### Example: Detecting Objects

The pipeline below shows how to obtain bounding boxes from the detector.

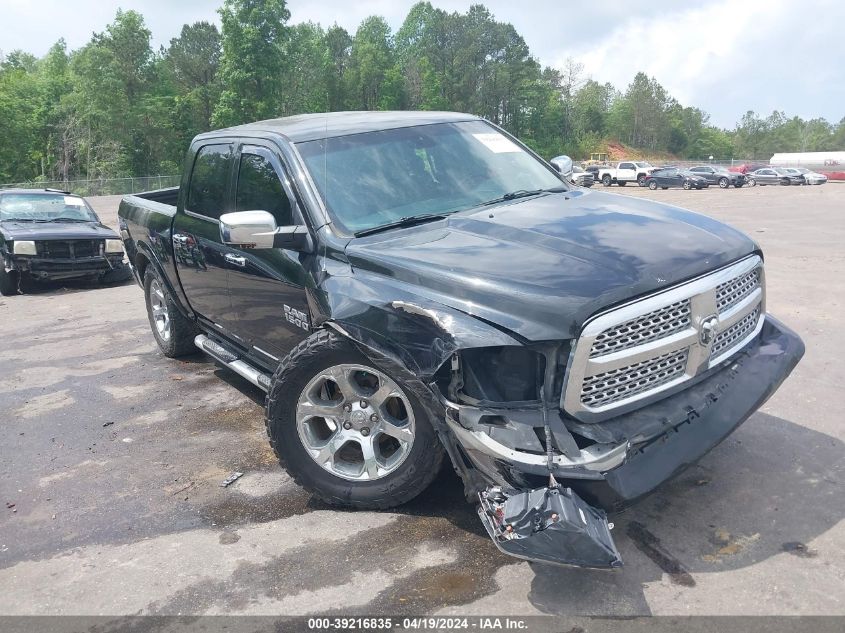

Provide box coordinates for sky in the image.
[1,0,841,129]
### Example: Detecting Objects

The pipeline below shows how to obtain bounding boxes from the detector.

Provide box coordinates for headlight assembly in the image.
[105,239,124,254]
[458,346,546,403]
[13,240,37,255]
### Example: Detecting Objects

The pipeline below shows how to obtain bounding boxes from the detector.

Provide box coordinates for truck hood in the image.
[0,221,118,241]
[345,189,758,341]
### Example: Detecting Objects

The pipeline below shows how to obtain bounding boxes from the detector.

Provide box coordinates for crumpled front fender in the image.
[316,266,523,379]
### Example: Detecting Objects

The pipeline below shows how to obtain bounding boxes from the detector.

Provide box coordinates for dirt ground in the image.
[0,183,843,617]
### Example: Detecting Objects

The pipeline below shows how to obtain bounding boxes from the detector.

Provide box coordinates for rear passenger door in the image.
[617,162,636,181]
[226,144,312,363]
[172,142,241,329]
[691,167,714,184]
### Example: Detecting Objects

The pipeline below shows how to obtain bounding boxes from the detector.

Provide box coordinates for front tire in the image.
[683,181,692,190]
[143,267,197,357]
[719,177,729,188]
[747,177,756,187]
[266,330,444,509]
[0,266,18,296]
[648,180,658,190]
[637,174,647,186]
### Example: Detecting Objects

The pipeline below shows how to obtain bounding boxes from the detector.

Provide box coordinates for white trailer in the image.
[770,152,845,181]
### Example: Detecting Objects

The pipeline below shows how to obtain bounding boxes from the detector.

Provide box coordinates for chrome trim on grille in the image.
[563,256,765,421]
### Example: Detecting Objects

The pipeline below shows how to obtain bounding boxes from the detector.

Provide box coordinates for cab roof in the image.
[206,111,482,143]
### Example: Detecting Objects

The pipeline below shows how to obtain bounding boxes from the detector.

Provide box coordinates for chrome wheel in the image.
[296,364,416,481]
[149,278,171,341]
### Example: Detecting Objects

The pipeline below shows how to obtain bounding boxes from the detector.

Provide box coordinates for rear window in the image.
[187,144,233,219]
[0,193,98,222]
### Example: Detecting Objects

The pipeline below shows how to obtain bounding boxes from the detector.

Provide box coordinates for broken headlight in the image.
[105,239,124,254]
[13,240,37,255]
[456,346,545,404]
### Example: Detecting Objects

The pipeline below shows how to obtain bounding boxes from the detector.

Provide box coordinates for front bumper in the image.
[447,315,803,566]
[7,254,126,280]
[447,315,803,502]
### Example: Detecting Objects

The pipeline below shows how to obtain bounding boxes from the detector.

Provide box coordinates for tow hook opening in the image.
[478,485,623,569]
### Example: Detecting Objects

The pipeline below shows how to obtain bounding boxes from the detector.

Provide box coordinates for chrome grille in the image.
[563,256,765,421]
[590,300,691,358]
[581,349,688,408]
[711,306,761,359]
[716,269,760,313]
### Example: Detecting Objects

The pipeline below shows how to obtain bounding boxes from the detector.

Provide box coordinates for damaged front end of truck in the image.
[317,254,805,570]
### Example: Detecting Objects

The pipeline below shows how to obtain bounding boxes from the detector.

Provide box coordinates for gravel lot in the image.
[1,184,843,616]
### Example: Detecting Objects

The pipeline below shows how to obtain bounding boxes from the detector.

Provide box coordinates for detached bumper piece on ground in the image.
[478,485,622,568]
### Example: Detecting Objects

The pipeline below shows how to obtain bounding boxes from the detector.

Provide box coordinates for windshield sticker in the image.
[472,133,521,153]
[64,196,84,206]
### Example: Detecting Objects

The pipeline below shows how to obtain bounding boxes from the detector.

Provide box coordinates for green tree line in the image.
[1,0,844,184]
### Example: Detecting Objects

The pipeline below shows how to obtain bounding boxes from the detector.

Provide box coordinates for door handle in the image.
[225,254,246,267]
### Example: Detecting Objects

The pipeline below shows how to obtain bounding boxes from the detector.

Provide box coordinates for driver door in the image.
[225,144,313,363]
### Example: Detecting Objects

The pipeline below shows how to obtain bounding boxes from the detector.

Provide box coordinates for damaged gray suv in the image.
[118,112,804,569]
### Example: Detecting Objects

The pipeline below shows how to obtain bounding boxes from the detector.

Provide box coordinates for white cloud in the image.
[1,0,842,128]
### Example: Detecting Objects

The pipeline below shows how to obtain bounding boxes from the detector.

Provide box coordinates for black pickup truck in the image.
[119,111,804,569]
[0,188,129,295]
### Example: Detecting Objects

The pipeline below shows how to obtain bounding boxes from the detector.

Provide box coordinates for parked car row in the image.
[746,167,827,186]
[570,161,829,192]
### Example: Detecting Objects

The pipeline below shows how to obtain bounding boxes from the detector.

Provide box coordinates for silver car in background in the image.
[788,167,828,185]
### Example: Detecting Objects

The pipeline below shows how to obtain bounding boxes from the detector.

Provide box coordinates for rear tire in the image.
[683,181,692,190]
[602,175,612,186]
[265,330,444,509]
[648,180,658,190]
[0,266,18,296]
[143,267,197,357]
[719,177,729,188]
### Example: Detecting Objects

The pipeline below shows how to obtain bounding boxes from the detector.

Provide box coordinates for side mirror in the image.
[550,155,573,180]
[219,210,313,252]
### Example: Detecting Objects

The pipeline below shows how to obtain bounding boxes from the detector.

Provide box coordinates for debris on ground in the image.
[782,541,818,558]
[102,421,114,427]
[220,472,244,488]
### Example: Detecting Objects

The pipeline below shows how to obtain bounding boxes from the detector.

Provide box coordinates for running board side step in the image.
[194,334,272,392]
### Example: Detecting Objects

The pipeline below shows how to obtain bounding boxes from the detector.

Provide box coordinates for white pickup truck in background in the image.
[596,161,657,186]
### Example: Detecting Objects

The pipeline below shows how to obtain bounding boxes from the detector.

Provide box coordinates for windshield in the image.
[634,162,653,168]
[297,121,565,235]
[795,168,810,174]
[0,193,98,222]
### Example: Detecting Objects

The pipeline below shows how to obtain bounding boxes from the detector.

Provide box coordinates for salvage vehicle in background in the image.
[118,111,803,569]
[689,165,746,188]
[645,167,709,190]
[569,165,594,187]
[596,161,657,187]
[746,167,804,186]
[0,189,129,296]
[791,167,827,185]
